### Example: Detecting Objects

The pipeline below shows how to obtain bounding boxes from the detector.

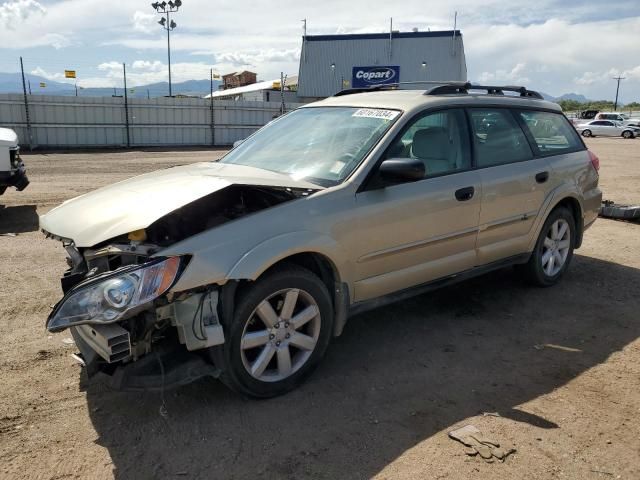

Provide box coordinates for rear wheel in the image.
[622,130,634,139]
[581,129,592,137]
[216,265,333,398]
[521,207,575,287]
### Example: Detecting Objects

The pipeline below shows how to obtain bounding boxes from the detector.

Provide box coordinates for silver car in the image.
[576,120,638,139]
[40,83,602,397]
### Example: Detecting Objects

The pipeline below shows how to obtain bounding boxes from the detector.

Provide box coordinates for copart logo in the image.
[351,66,400,88]
[355,67,397,83]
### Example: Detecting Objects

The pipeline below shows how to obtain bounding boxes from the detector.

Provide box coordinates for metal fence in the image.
[0,93,303,149]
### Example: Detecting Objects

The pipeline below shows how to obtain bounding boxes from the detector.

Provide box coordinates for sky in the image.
[1,0,639,101]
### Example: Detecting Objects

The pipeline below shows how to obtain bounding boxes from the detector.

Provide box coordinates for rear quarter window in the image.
[518,110,584,155]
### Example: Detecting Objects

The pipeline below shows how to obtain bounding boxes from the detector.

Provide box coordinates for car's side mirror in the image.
[378,158,425,183]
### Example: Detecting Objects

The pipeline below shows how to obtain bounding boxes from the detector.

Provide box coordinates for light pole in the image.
[151,1,182,97]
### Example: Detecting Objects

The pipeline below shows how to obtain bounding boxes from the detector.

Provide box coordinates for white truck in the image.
[0,128,29,196]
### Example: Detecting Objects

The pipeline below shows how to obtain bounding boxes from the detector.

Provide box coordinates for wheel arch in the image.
[226,233,352,337]
[550,196,584,248]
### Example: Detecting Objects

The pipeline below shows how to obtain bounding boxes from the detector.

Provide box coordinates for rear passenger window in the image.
[468,109,533,167]
[518,110,583,154]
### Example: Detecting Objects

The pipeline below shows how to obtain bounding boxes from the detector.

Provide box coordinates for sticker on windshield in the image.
[352,108,400,120]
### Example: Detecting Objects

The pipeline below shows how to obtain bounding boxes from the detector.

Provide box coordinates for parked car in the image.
[595,112,640,127]
[576,120,638,138]
[0,127,29,196]
[40,83,602,397]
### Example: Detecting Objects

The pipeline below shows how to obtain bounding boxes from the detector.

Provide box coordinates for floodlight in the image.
[170,20,176,29]
[151,2,159,8]
[168,1,174,7]
[175,0,182,6]
[158,17,166,26]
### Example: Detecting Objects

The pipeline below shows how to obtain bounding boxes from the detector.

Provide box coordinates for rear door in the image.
[469,107,554,265]
[352,108,481,302]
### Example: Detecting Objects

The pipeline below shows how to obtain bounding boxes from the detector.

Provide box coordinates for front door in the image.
[352,108,481,302]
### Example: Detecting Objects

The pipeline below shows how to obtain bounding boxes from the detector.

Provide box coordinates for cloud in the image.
[30,66,67,82]
[478,63,530,84]
[0,0,45,29]
[132,10,156,34]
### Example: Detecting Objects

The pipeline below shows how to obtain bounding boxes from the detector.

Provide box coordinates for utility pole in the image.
[152,1,182,97]
[613,76,625,111]
[123,63,130,147]
[210,68,215,146]
[19,57,33,150]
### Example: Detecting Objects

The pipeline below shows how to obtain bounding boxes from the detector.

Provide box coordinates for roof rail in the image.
[333,80,466,97]
[426,82,544,100]
[333,85,398,96]
[333,81,545,100]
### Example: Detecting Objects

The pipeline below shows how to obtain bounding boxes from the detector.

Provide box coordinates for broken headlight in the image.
[47,257,181,332]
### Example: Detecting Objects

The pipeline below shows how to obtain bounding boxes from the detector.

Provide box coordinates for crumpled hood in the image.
[39,162,321,247]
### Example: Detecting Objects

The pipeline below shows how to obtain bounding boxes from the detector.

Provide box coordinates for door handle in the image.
[455,186,475,201]
[535,171,549,183]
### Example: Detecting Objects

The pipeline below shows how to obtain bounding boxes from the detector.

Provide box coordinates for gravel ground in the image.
[0,139,639,479]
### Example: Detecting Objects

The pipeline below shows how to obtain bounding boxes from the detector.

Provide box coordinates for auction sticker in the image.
[352,108,400,120]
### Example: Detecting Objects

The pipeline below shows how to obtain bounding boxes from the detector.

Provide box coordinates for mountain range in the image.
[0,72,221,98]
[0,72,594,102]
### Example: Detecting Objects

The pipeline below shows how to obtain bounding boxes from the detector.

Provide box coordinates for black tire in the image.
[622,130,634,139]
[581,129,592,137]
[214,265,333,398]
[521,207,576,287]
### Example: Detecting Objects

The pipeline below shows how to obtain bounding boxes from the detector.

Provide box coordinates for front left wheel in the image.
[216,265,334,398]
[622,130,634,139]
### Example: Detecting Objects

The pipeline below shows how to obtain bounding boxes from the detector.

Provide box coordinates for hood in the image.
[39,162,321,247]
[0,128,18,148]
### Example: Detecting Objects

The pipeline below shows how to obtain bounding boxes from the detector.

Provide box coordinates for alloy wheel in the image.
[240,288,321,382]
[541,218,571,276]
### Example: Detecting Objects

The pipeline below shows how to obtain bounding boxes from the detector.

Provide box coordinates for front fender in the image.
[166,230,350,293]
[227,230,348,281]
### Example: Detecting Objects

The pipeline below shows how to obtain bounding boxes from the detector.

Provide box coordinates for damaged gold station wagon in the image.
[40,82,602,397]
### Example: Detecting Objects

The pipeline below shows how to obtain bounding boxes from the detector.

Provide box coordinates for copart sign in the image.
[352,66,400,88]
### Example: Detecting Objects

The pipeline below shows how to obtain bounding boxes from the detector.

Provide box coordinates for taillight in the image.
[588,150,600,172]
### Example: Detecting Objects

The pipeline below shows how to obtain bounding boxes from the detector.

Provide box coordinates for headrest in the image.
[412,127,450,159]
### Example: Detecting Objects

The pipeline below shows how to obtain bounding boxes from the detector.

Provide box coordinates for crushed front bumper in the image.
[0,162,29,193]
[71,324,220,391]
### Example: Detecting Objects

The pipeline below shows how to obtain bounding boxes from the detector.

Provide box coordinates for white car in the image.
[576,120,638,139]
[595,112,640,127]
[0,128,29,196]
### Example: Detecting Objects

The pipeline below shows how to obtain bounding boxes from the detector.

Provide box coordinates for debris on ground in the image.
[448,425,516,463]
[599,200,640,221]
[533,343,582,352]
[0,233,17,237]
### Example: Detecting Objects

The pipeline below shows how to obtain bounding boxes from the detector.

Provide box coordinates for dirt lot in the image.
[0,139,639,479]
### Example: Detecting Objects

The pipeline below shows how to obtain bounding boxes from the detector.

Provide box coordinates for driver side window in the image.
[384,108,471,177]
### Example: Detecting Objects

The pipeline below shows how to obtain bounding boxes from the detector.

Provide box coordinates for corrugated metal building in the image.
[297,30,466,99]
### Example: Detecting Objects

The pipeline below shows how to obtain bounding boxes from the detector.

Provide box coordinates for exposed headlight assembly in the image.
[47,257,182,332]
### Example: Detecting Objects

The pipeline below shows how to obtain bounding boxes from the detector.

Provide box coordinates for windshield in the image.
[219,107,400,186]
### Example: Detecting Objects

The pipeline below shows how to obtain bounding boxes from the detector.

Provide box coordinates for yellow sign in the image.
[342,79,350,88]
[64,70,76,78]
[39,82,46,88]
[272,81,281,89]
[212,74,220,79]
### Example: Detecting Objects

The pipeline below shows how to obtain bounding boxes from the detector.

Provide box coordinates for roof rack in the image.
[426,82,544,99]
[333,80,464,97]
[332,81,545,100]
